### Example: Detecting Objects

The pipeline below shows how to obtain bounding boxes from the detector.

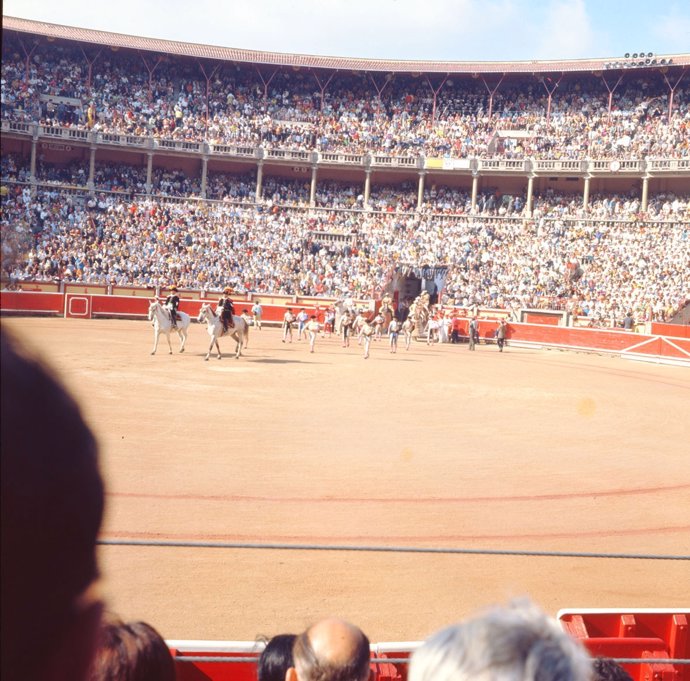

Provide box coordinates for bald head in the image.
[290,618,370,681]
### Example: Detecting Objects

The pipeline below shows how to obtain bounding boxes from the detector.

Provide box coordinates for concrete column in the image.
[88,146,96,192]
[364,169,371,207]
[310,165,317,207]
[146,153,153,195]
[526,175,534,216]
[255,161,264,202]
[417,171,426,210]
[641,176,649,212]
[583,176,591,209]
[30,137,37,183]
[471,173,479,211]
[201,156,208,198]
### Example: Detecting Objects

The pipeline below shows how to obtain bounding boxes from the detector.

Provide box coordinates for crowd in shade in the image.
[1,177,687,326]
[2,37,689,159]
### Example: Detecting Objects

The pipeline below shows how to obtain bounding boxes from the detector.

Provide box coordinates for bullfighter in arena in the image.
[165,285,180,328]
[218,287,235,332]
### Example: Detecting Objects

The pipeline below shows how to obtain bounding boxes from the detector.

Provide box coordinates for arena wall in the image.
[2,290,688,366]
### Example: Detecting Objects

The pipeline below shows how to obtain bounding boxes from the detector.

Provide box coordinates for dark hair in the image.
[1,329,104,680]
[88,617,176,681]
[258,633,297,681]
[592,657,634,681]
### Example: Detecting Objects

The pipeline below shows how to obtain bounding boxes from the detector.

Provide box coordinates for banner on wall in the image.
[424,158,472,170]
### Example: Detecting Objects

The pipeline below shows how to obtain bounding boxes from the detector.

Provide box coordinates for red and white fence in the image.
[1,290,688,367]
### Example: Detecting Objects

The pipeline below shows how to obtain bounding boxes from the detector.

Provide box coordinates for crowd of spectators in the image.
[2,181,687,326]
[2,35,688,327]
[3,36,689,159]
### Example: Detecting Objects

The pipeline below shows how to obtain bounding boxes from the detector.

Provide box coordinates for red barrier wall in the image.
[64,283,109,295]
[0,291,64,314]
[651,322,690,339]
[523,312,561,325]
[168,611,690,681]
[2,292,688,366]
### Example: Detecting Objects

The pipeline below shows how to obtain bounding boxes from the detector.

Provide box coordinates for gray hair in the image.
[408,600,591,681]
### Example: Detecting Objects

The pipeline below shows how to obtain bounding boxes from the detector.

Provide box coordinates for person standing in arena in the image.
[361,319,374,359]
[218,287,235,332]
[164,285,180,328]
[282,308,295,343]
[389,316,400,353]
[296,308,309,341]
[325,307,336,337]
[496,319,507,352]
[340,310,353,347]
[252,300,263,330]
[306,315,320,353]
[469,316,479,350]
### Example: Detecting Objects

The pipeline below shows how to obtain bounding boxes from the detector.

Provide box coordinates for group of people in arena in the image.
[2,326,638,681]
[2,35,689,160]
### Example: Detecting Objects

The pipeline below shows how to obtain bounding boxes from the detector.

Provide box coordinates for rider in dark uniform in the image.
[165,285,180,328]
[218,287,235,332]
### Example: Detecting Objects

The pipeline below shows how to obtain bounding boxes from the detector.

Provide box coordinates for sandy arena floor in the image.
[3,316,689,643]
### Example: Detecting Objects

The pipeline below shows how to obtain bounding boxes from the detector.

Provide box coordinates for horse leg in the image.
[179,327,186,353]
[151,328,159,355]
[234,332,242,359]
[165,331,173,354]
[215,338,222,359]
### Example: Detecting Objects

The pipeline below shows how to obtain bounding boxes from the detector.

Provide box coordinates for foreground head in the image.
[592,657,633,681]
[258,633,297,681]
[87,616,175,681]
[408,600,591,681]
[1,328,105,681]
[289,618,371,681]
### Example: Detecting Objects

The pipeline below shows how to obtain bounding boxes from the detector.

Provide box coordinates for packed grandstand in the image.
[2,14,690,681]
[1,16,688,329]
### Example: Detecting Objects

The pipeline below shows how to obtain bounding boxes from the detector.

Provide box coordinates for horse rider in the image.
[165,285,180,328]
[218,287,235,332]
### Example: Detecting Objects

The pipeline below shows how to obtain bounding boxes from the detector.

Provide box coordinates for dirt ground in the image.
[3,316,689,644]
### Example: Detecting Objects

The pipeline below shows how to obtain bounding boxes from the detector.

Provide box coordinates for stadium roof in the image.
[3,15,690,75]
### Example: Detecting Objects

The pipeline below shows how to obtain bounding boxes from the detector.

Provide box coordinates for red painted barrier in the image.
[651,322,690,339]
[91,295,152,317]
[0,291,64,314]
[169,611,690,681]
[64,283,108,295]
[170,646,408,681]
[523,311,561,325]
[558,610,690,681]
[2,292,689,366]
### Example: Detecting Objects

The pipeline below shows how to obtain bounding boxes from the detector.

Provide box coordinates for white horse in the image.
[333,298,351,336]
[148,299,190,355]
[197,303,248,360]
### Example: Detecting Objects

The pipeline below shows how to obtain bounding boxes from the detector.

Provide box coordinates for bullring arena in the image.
[2,10,690,680]
[3,314,689,644]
